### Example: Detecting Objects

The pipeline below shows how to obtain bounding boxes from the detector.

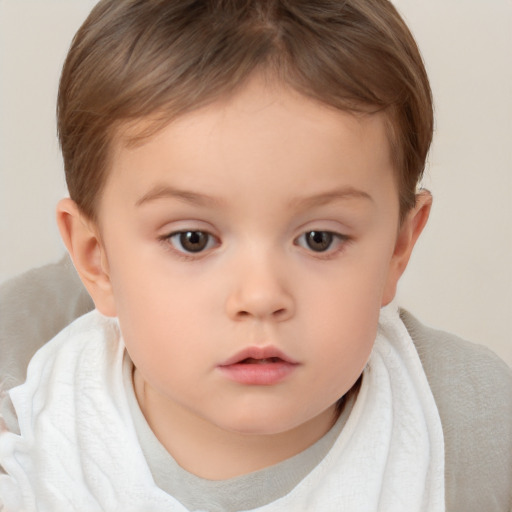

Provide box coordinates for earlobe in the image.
[56,198,117,316]
[381,190,432,306]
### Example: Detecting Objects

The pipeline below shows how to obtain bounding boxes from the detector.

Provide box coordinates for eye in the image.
[295,231,345,253]
[167,231,216,253]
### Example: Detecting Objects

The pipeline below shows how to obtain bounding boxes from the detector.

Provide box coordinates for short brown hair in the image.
[58,0,433,221]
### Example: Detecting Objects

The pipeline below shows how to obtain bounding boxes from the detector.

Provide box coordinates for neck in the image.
[133,370,338,480]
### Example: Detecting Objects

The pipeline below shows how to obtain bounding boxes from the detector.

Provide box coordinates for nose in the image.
[225,251,295,322]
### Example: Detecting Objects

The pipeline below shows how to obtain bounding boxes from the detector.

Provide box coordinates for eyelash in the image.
[159,230,219,261]
[294,231,349,258]
[159,229,350,260]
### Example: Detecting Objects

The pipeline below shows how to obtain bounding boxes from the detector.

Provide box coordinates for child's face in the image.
[93,78,404,437]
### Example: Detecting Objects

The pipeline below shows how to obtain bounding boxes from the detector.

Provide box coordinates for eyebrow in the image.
[289,187,374,209]
[135,185,222,208]
[136,184,373,209]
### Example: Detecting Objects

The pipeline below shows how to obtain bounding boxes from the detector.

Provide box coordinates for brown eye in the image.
[304,231,334,252]
[170,231,213,253]
[295,230,348,254]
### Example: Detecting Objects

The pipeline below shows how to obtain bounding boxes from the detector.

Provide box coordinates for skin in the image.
[57,76,431,480]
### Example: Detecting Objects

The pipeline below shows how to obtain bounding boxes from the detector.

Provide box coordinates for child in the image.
[0,0,511,510]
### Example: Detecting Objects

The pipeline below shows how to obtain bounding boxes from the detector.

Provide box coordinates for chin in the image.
[213,405,330,438]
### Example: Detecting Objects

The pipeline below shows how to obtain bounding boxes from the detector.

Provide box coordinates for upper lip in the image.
[219,346,299,366]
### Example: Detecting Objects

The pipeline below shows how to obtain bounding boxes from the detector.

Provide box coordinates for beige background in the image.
[0,0,511,366]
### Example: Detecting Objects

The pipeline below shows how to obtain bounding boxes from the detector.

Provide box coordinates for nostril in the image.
[235,308,287,319]
[227,291,294,321]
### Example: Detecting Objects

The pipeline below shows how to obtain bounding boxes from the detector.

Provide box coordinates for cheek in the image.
[114,278,210,350]
[298,253,390,375]
[104,253,215,374]
[308,291,379,367]
[118,299,208,398]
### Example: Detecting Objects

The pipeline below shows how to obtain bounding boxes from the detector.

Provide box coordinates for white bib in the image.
[0,306,444,511]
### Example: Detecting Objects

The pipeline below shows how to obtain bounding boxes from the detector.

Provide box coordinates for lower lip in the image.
[217,361,298,386]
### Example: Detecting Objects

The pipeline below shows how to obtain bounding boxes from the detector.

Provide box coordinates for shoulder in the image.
[0,256,94,390]
[401,309,512,512]
[0,258,94,449]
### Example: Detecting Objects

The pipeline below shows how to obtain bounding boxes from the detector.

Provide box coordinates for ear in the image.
[381,190,432,306]
[56,198,117,317]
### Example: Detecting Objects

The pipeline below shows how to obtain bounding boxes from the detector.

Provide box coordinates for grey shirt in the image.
[1,257,511,511]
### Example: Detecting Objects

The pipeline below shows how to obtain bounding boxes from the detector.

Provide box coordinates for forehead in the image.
[117,74,392,148]
[103,77,396,215]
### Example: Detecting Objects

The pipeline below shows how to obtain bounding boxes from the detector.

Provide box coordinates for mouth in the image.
[219,346,298,367]
[238,357,284,364]
[218,347,299,386]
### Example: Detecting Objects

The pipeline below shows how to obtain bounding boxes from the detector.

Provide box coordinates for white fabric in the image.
[0,306,445,511]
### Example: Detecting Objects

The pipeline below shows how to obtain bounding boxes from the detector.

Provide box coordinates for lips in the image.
[239,357,282,364]
[220,346,297,366]
[218,347,299,386]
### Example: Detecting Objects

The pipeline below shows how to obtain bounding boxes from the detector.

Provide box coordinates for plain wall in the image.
[0,0,511,366]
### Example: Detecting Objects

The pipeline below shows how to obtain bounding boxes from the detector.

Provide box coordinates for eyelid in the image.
[294,230,350,257]
[160,229,220,259]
